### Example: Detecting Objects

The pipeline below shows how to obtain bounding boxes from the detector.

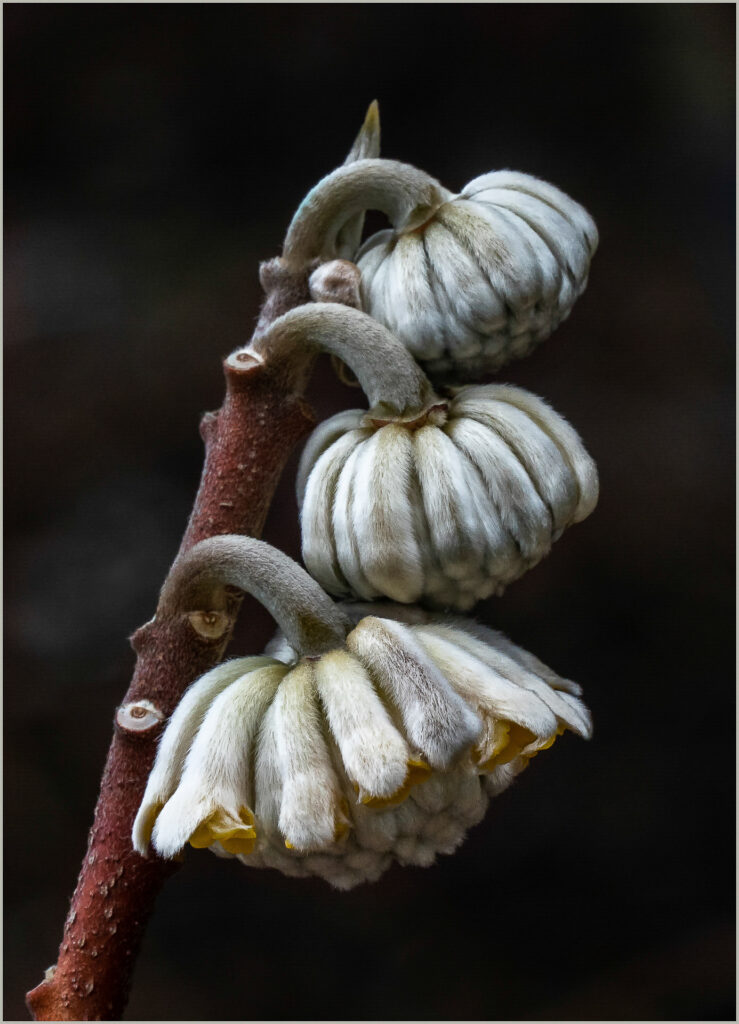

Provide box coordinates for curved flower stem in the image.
[230,302,441,421]
[25,277,317,1022]
[282,157,450,263]
[159,535,350,656]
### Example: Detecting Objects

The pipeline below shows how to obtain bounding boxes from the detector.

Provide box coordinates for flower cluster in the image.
[298,381,597,610]
[357,170,598,382]
[134,104,598,888]
[134,545,591,890]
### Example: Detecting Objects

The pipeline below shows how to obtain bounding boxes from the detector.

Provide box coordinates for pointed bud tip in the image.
[345,101,381,166]
[364,99,380,132]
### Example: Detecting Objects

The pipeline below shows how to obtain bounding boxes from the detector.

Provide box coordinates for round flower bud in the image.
[298,383,598,611]
[133,604,591,890]
[357,170,598,382]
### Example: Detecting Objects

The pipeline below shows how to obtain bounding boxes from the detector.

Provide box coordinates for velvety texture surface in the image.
[5,5,734,1020]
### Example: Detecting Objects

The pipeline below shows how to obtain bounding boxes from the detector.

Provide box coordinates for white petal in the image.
[296,408,367,508]
[447,618,583,696]
[414,424,514,585]
[378,234,448,360]
[347,616,482,768]
[253,698,283,841]
[421,217,488,358]
[470,187,591,287]
[332,441,376,599]
[420,622,591,739]
[463,170,598,256]
[301,425,369,596]
[452,388,579,533]
[483,384,599,522]
[351,425,425,603]
[445,415,551,567]
[441,199,545,312]
[413,627,559,739]
[314,649,409,799]
[272,661,346,851]
[151,663,287,858]
[132,655,277,855]
[356,229,394,295]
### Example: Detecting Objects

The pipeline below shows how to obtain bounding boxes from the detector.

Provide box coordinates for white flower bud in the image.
[299,383,598,611]
[133,608,590,890]
[357,170,598,381]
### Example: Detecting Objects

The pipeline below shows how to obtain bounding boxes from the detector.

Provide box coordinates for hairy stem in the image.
[231,302,440,419]
[283,158,449,263]
[159,535,350,656]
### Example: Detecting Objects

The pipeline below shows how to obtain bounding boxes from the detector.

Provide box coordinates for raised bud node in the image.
[258,257,291,292]
[187,610,231,640]
[116,700,164,734]
[308,260,362,308]
[225,348,264,374]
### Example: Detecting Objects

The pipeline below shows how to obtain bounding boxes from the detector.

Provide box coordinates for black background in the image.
[5,4,735,1021]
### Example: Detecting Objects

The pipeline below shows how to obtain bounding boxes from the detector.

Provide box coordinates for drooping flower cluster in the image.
[298,380,597,610]
[357,170,598,382]
[134,538,591,889]
[134,104,598,888]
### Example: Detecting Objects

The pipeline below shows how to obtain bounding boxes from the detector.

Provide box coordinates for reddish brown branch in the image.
[26,268,315,1021]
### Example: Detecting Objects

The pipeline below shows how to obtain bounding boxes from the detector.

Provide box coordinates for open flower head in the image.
[134,589,591,890]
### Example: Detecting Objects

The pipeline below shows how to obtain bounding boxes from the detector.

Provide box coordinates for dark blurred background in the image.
[5,5,735,1021]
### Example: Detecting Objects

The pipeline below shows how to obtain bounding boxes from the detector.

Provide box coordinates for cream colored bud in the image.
[298,383,598,611]
[133,608,590,889]
[357,170,598,381]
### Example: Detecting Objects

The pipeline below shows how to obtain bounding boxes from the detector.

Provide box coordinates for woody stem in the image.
[24,265,317,1023]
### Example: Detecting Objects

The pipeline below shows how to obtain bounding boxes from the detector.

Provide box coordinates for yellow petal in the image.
[334,797,352,840]
[188,806,257,856]
[472,719,511,771]
[360,758,432,809]
[475,722,539,771]
[525,724,567,760]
